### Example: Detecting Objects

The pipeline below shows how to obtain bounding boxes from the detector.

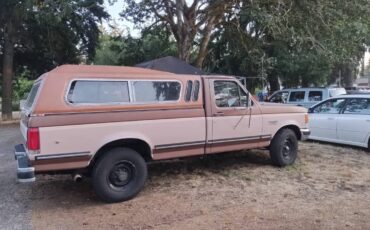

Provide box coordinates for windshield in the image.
[24,82,41,110]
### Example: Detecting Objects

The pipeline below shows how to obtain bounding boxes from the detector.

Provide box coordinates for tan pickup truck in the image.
[15,65,310,202]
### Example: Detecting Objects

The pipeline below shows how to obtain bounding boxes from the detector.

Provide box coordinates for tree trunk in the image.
[2,20,15,121]
[329,64,340,85]
[268,75,280,93]
[195,17,216,69]
[177,37,192,62]
[301,77,309,87]
[342,63,355,88]
[175,0,192,63]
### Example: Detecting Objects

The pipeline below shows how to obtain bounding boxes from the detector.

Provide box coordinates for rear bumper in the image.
[300,128,311,141]
[14,144,35,183]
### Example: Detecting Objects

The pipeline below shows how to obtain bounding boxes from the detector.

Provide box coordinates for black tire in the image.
[269,129,298,167]
[92,147,147,203]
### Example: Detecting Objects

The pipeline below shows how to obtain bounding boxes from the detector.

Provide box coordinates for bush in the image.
[13,69,34,103]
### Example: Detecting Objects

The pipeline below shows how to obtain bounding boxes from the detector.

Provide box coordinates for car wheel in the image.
[269,129,298,167]
[92,147,147,203]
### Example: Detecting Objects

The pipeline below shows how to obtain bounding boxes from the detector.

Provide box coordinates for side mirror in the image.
[308,108,314,113]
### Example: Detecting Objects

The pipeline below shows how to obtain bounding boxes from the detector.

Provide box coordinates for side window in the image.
[214,81,248,108]
[289,91,305,102]
[313,98,346,114]
[343,98,370,115]
[25,82,41,109]
[308,91,323,102]
[192,80,200,101]
[67,81,129,104]
[269,91,289,103]
[133,81,181,102]
[185,80,193,102]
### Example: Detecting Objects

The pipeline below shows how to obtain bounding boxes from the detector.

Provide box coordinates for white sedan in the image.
[308,95,370,150]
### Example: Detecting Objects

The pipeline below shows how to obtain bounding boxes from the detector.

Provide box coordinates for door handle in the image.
[327,117,335,120]
[214,111,224,116]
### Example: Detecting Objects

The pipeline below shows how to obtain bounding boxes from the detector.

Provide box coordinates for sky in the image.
[103,1,140,37]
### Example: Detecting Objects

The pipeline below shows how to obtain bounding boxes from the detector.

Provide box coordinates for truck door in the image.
[207,79,263,154]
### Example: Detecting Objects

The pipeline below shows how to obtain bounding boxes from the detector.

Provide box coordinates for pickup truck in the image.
[15,65,310,203]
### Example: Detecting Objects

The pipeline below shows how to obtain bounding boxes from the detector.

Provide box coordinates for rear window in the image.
[24,82,41,109]
[67,80,130,104]
[133,81,181,102]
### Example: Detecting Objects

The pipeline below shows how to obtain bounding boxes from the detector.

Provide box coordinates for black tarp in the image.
[135,56,206,75]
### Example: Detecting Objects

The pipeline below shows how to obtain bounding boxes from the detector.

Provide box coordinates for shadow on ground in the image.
[30,149,272,209]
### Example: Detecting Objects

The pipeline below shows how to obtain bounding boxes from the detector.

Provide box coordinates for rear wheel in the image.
[269,129,298,167]
[92,147,147,203]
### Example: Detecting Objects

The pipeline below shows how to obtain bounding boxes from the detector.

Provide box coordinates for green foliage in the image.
[13,68,34,102]
[1,0,108,118]
[2,0,370,97]
[1,0,109,77]
[204,0,370,89]
[94,26,177,66]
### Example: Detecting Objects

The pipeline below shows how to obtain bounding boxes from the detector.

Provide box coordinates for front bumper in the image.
[14,144,35,183]
[300,128,311,141]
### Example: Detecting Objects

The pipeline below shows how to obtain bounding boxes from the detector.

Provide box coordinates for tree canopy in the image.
[0,0,108,120]
[1,0,370,120]
[94,26,177,66]
[120,0,240,67]
[202,0,370,91]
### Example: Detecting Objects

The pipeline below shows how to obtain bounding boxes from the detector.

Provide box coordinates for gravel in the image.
[0,124,32,230]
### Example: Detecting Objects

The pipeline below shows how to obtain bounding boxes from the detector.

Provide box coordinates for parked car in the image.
[345,86,370,95]
[14,65,310,203]
[308,95,370,150]
[268,87,346,108]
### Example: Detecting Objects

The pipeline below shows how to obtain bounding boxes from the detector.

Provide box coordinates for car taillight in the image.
[27,128,40,151]
[304,114,309,124]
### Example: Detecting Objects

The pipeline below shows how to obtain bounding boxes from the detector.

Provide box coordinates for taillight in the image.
[27,128,40,151]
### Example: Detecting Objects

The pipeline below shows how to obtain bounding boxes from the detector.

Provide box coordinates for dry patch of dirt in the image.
[31,142,370,229]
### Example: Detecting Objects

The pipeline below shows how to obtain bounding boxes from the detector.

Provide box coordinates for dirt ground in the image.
[2,124,370,229]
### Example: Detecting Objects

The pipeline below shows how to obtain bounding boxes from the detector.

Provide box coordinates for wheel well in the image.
[276,125,301,140]
[90,139,152,168]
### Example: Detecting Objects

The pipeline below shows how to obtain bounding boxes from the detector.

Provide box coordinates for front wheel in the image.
[269,129,298,167]
[92,147,147,203]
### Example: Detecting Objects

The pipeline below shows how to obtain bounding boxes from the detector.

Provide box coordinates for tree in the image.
[94,26,177,66]
[0,0,108,120]
[204,0,370,91]
[120,0,239,68]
